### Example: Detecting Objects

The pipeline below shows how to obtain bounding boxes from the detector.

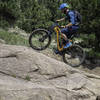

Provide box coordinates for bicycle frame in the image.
[54,26,64,51]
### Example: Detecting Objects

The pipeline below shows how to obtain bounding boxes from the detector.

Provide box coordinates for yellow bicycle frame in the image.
[54,27,63,51]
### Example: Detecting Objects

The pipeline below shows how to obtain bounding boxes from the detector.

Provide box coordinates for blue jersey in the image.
[66,10,78,25]
[61,10,79,38]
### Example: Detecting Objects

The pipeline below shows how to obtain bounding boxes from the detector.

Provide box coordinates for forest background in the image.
[0,0,100,59]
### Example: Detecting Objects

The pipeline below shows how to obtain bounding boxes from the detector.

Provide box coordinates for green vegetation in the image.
[25,75,31,81]
[11,74,17,78]
[0,30,29,46]
[0,0,100,59]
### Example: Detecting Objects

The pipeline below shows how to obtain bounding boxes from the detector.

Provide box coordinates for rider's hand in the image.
[56,20,60,22]
[61,26,66,28]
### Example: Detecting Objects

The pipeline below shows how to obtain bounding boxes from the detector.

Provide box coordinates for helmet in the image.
[59,3,69,10]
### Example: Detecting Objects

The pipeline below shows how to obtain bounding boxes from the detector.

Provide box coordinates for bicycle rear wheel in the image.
[63,44,85,67]
[29,29,51,50]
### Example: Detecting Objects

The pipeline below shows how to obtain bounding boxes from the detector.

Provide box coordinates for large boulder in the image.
[0,43,100,100]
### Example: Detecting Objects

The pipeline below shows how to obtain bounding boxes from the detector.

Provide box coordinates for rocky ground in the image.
[0,43,100,100]
[40,48,100,76]
[0,28,100,99]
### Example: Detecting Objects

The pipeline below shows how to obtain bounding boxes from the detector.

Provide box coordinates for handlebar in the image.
[49,22,61,31]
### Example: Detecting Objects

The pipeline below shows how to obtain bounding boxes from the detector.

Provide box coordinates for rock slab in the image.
[0,43,100,100]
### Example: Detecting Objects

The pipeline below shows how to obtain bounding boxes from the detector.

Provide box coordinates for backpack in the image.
[74,11,82,25]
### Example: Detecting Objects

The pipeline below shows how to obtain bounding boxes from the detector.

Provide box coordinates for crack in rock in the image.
[48,74,66,80]
[28,69,39,73]
[0,54,17,58]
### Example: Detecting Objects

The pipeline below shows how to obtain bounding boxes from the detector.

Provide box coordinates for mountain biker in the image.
[55,3,79,53]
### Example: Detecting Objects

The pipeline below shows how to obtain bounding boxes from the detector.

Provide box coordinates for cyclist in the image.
[56,3,79,52]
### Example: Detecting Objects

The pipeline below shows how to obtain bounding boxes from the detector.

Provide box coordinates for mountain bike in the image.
[29,22,85,67]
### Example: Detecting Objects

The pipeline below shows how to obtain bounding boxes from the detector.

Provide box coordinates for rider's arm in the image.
[61,23,73,28]
[56,17,65,22]
[65,23,73,28]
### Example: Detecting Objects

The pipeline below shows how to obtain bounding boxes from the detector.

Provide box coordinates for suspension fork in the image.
[54,27,63,51]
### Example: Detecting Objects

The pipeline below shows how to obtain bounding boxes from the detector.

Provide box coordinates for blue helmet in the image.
[59,3,69,10]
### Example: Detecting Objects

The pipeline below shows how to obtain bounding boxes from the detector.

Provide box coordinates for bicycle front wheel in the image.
[63,44,85,67]
[29,29,51,50]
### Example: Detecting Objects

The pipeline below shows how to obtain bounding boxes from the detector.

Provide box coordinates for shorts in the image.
[61,26,79,38]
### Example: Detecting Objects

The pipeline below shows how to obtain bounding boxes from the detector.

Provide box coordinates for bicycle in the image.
[29,22,85,67]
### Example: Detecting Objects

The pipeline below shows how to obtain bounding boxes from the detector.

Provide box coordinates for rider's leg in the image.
[61,26,79,48]
[61,26,79,39]
[61,28,72,48]
[61,33,67,41]
[62,26,79,48]
[61,28,69,42]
